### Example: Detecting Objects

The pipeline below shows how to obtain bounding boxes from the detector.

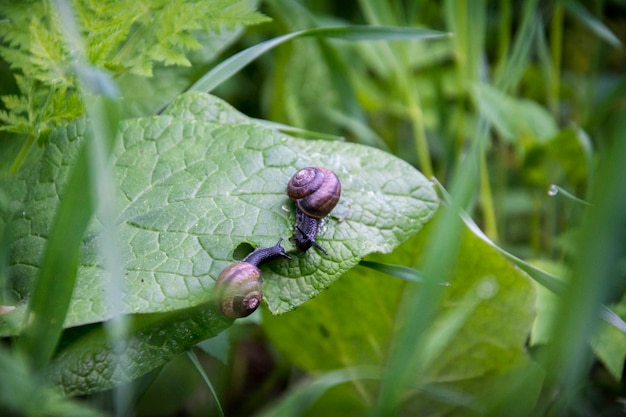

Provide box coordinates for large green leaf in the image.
[47,303,231,395]
[1,92,438,335]
[263,215,538,416]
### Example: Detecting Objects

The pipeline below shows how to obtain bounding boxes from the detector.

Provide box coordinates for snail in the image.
[215,238,290,319]
[287,167,341,254]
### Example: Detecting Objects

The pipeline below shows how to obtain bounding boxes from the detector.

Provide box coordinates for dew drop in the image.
[547,184,559,196]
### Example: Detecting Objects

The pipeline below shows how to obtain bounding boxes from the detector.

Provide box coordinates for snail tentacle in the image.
[215,239,289,319]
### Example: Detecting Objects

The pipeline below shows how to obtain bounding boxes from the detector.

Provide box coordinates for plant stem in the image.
[549,4,564,115]
[406,85,433,178]
[9,134,36,174]
[480,151,497,240]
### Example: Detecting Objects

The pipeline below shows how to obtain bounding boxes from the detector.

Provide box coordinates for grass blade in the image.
[359,260,424,283]
[15,146,93,369]
[258,367,380,417]
[433,178,626,334]
[564,0,622,48]
[16,0,121,370]
[189,26,450,93]
[186,350,224,417]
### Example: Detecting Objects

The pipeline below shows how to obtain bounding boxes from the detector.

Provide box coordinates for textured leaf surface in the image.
[1,92,438,334]
[47,304,231,395]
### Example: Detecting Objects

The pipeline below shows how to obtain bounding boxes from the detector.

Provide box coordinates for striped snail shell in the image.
[214,262,262,319]
[214,239,290,319]
[287,167,341,219]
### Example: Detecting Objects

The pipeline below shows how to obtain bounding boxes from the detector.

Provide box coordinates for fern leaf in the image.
[0,0,271,152]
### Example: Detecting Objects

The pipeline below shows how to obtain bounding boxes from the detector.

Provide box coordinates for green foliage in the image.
[0,92,437,393]
[265,217,537,416]
[0,347,104,417]
[47,303,232,395]
[0,92,437,340]
[1,0,625,416]
[473,83,558,145]
[76,0,269,75]
[0,0,269,155]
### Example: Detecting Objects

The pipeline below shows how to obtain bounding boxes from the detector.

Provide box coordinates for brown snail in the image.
[288,167,341,219]
[215,239,290,319]
[287,167,341,254]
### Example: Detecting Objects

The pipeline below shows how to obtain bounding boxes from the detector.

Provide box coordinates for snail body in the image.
[287,167,341,254]
[215,239,290,319]
[293,209,325,254]
[215,167,341,317]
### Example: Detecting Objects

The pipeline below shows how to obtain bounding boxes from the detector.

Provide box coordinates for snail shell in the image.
[214,239,290,319]
[287,167,341,219]
[214,262,262,319]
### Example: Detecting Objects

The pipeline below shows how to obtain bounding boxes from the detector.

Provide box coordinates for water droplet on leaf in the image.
[547,184,559,196]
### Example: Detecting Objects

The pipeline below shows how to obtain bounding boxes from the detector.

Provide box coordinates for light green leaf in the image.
[117,26,247,117]
[263,215,537,416]
[473,83,558,144]
[0,0,268,148]
[1,92,438,334]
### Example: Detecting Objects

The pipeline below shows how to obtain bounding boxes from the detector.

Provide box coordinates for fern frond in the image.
[41,87,83,131]
[0,0,44,48]
[1,94,29,114]
[81,0,270,76]
[213,0,272,30]
[0,41,36,73]
[0,0,270,152]
[28,19,73,86]
[0,109,30,134]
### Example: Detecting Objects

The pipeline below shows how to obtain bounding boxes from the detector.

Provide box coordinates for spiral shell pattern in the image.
[287,167,341,219]
[214,262,262,319]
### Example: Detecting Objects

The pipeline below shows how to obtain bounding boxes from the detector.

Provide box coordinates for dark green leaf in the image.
[359,260,424,282]
[0,347,104,416]
[47,303,231,395]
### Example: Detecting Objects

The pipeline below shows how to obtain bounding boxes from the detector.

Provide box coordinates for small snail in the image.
[287,167,341,254]
[215,239,290,319]
[288,167,341,219]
